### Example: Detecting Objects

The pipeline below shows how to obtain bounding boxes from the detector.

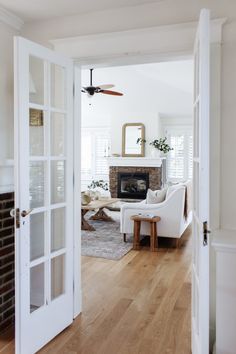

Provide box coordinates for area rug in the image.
[81,211,133,260]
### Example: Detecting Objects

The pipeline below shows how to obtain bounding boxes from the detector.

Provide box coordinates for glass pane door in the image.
[29,55,67,312]
[15,37,75,354]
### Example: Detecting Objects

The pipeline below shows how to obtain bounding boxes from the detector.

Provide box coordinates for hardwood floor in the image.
[0,227,192,354]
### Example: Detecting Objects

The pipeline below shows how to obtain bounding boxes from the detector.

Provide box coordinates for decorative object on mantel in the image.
[149,137,173,156]
[122,123,145,157]
[136,137,146,146]
[136,137,173,158]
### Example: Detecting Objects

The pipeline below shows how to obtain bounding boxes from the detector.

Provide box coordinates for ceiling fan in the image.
[81,68,123,97]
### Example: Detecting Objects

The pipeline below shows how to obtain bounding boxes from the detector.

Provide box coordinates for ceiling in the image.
[82,60,194,96]
[0,0,164,22]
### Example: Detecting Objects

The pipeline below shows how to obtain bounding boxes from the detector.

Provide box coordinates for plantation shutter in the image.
[165,126,193,182]
[167,134,185,180]
[188,134,193,179]
[81,127,110,190]
[95,134,110,178]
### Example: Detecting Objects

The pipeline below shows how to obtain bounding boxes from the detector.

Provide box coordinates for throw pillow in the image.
[146,188,167,204]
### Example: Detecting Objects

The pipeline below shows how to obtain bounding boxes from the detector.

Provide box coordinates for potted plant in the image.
[149,137,173,157]
[87,179,109,199]
[136,137,147,146]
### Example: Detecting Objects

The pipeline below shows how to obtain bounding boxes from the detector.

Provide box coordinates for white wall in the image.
[0,22,19,192]
[81,62,193,156]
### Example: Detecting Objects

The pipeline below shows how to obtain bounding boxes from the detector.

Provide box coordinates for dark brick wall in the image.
[109,166,162,198]
[0,192,15,331]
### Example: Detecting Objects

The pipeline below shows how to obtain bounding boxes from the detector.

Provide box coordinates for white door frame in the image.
[53,15,224,349]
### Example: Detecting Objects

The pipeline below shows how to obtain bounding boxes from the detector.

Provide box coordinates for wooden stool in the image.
[130,215,161,252]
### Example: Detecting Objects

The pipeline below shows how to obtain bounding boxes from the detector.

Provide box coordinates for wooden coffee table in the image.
[81,198,119,231]
[130,214,161,252]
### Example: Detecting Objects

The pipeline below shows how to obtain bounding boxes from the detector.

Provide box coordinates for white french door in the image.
[192,9,210,354]
[14,37,74,354]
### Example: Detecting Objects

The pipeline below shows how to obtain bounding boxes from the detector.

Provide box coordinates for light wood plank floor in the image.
[0,227,192,354]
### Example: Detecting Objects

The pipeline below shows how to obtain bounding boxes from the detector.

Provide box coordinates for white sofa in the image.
[120,183,192,244]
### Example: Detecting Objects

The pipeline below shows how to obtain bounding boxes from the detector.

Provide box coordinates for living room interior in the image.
[0,1,236,354]
[80,60,194,259]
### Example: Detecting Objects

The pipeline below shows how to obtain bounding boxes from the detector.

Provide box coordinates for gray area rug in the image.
[81,210,133,260]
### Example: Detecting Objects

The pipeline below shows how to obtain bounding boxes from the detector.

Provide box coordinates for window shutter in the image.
[167,135,185,180]
[95,134,110,178]
[188,135,193,179]
[165,126,193,182]
[81,127,110,190]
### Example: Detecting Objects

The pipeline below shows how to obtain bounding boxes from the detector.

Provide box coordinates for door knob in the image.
[21,209,33,217]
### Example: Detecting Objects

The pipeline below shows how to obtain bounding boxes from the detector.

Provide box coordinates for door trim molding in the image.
[50,18,226,67]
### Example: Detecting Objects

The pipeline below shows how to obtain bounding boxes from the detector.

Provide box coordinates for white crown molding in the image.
[0,6,24,31]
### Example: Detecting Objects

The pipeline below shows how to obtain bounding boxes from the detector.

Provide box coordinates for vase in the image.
[150,148,161,158]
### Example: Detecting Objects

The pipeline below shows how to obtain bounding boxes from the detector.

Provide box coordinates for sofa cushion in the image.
[146,188,167,204]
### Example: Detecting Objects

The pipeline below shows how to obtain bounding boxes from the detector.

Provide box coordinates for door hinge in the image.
[203,221,211,246]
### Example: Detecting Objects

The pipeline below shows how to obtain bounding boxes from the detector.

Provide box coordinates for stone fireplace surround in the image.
[108,157,163,199]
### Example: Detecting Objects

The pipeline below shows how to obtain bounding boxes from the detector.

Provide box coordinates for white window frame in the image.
[164,124,193,182]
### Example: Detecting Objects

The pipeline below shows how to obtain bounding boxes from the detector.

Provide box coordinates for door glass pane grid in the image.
[30,262,46,313]
[29,109,46,157]
[51,112,66,157]
[50,63,66,110]
[29,56,45,106]
[51,160,66,205]
[29,58,69,312]
[30,212,46,262]
[29,161,47,209]
[51,207,65,252]
[51,253,66,301]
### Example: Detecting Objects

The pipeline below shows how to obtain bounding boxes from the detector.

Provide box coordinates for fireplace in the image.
[109,164,162,199]
[118,172,149,199]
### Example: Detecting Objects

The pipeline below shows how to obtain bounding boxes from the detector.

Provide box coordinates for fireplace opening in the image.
[118,172,149,199]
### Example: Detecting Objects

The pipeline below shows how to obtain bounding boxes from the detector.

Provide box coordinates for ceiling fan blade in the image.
[100,89,123,96]
[97,84,115,90]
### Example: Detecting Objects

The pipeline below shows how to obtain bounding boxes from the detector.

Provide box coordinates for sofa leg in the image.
[175,238,180,249]
[123,233,127,243]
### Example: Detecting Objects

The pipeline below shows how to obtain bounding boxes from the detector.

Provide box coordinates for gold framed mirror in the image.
[122,123,145,157]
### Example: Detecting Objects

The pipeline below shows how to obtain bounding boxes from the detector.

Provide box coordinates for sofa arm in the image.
[120,201,167,233]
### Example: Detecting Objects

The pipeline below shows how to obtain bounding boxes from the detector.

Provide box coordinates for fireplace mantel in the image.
[107,157,164,168]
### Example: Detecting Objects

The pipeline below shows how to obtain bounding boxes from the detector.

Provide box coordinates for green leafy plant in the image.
[149,137,173,154]
[136,138,147,145]
[88,180,109,191]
